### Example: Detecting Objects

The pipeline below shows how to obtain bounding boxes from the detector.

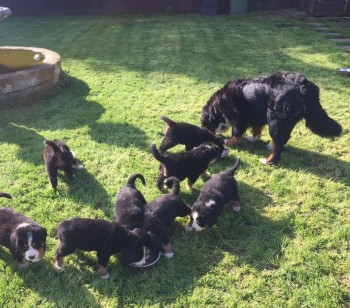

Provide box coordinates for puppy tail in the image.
[0,192,12,199]
[164,177,180,195]
[227,157,240,176]
[151,143,169,164]
[160,116,176,127]
[44,140,62,153]
[127,173,146,188]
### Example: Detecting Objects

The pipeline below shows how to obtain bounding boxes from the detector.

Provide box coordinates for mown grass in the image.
[0,10,349,307]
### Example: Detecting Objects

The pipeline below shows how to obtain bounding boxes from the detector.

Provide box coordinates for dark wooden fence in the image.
[0,0,348,16]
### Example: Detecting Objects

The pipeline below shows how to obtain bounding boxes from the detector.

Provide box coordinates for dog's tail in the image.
[226,158,240,176]
[0,192,12,199]
[151,143,170,164]
[126,173,146,188]
[303,84,342,137]
[44,140,62,153]
[160,116,176,127]
[164,177,180,195]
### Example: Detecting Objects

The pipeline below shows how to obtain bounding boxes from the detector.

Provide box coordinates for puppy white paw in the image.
[77,164,84,169]
[260,158,267,165]
[245,135,260,142]
[54,262,65,272]
[232,206,241,212]
[266,143,273,151]
[163,252,174,259]
[184,225,194,232]
[100,272,110,279]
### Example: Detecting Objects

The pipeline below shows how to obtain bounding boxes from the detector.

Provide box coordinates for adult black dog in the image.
[201,71,342,165]
[114,173,147,230]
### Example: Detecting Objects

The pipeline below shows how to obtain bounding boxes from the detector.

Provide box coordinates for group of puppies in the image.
[0,71,342,279]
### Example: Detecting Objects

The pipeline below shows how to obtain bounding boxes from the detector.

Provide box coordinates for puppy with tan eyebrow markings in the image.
[0,198,47,268]
[186,158,241,232]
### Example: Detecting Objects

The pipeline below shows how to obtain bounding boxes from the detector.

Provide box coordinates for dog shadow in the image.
[88,121,149,148]
[87,183,292,306]
[234,140,349,185]
[65,168,114,217]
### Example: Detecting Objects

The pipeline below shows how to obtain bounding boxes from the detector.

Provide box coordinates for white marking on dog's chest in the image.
[16,223,31,229]
[205,200,216,207]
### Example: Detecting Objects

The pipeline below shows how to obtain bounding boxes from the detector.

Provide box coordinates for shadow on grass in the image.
[235,140,349,185]
[86,182,292,306]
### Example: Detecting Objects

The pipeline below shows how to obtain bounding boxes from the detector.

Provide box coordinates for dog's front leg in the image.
[97,251,110,279]
[226,136,241,147]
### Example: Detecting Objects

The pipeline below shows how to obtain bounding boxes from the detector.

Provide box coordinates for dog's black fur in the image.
[54,218,145,278]
[43,140,83,190]
[0,192,12,199]
[144,177,191,258]
[0,207,47,267]
[187,158,241,231]
[151,142,222,190]
[159,116,226,154]
[201,71,342,165]
[114,173,147,230]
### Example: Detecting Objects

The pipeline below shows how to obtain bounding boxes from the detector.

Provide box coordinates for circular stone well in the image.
[0,46,62,103]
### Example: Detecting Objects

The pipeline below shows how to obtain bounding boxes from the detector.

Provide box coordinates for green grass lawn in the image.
[0,10,349,307]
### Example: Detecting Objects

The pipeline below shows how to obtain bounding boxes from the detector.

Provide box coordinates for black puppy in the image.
[159,116,227,156]
[186,158,241,231]
[151,142,222,190]
[201,71,342,165]
[54,218,146,279]
[0,205,47,267]
[115,173,147,230]
[144,177,191,258]
[43,139,84,190]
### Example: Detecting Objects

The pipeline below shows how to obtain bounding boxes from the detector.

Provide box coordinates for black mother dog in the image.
[201,71,342,165]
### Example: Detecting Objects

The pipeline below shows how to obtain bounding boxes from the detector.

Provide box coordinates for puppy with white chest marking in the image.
[43,139,84,190]
[54,218,146,278]
[186,158,241,231]
[159,116,228,156]
[114,173,147,230]
[144,177,192,258]
[151,142,222,190]
[0,202,47,268]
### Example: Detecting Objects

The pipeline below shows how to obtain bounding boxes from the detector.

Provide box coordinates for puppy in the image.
[0,207,47,267]
[54,218,146,278]
[159,116,227,156]
[43,139,84,190]
[144,177,191,258]
[115,173,147,230]
[186,158,241,231]
[201,71,342,165]
[151,142,222,190]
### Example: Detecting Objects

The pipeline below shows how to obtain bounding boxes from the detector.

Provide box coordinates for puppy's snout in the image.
[28,255,36,260]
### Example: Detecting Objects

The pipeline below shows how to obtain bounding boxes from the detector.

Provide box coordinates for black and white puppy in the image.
[0,206,47,267]
[144,177,191,258]
[43,140,84,190]
[159,116,228,156]
[186,158,241,231]
[115,173,147,230]
[151,142,222,190]
[54,218,146,279]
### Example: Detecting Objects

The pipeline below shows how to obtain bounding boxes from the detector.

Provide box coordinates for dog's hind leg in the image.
[246,126,264,142]
[261,120,297,165]
[97,251,111,279]
[46,165,58,190]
